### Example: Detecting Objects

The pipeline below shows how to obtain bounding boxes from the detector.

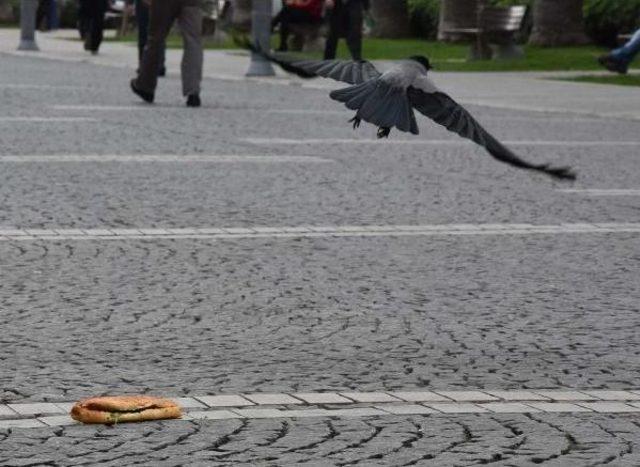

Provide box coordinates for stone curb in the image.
[2,389,640,428]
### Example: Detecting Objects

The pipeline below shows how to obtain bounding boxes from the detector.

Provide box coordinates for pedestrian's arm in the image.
[325,0,335,9]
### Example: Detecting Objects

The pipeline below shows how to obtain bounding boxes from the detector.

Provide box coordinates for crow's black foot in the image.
[377,127,391,139]
[349,116,361,130]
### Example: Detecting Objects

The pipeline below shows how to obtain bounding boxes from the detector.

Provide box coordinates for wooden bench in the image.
[440,3,527,60]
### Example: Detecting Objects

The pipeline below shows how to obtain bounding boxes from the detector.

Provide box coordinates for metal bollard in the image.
[18,0,40,51]
[246,0,275,77]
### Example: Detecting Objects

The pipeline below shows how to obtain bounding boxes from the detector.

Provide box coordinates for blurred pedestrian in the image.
[598,28,640,75]
[36,0,52,31]
[125,0,167,76]
[323,0,369,61]
[77,0,108,54]
[130,0,203,107]
[272,0,324,52]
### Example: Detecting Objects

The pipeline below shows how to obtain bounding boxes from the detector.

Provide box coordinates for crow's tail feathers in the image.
[331,81,419,135]
[533,164,577,181]
[232,34,317,79]
[484,134,577,181]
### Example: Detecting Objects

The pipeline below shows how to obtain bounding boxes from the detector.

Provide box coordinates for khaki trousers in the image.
[137,0,203,96]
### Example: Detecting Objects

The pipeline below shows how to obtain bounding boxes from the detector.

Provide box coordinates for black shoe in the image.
[598,54,628,74]
[130,79,154,103]
[158,67,166,77]
[186,94,201,107]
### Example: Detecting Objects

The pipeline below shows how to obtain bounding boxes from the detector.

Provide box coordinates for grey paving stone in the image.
[577,402,640,413]
[434,391,499,402]
[24,229,57,235]
[389,391,452,402]
[425,403,489,413]
[533,390,597,401]
[321,407,386,417]
[196,395,254,407]
[581,390,640,401]
[174,397,207,409]
[194,228,227,234]
[0,419,47,429]
[276,408,333,418]
[39,415,79,427]
[188,410,244,420]
[231,408,286,419]
[222,228,257,234]
[484,390,551,401]
[84,229,114,236]
[243,393,304,405]
[0,404,18,418]
[292,392,353,404]
[0,229,28,236]
[375,404,438,415]
[54,402,74,412]
[8,403,65,416]
[339,392,402,403]
[480,402,541,413]
[525,402,593,413]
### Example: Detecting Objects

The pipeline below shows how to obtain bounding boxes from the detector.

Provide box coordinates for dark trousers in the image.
[36,0,51,30]
[324,0,364,60]
[135,0,165,71]
[78,0,107,52]
[272,7,320,51]
[137,0,203,96]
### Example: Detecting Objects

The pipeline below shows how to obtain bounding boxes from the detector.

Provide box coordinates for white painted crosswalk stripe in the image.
[0,223,638,241]
[558,189,640,196]
[244,137,640,147]
[0,155,331,163]
[0,117,97,123]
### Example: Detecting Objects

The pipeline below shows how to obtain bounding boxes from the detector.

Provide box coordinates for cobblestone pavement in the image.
[1,52,639,465]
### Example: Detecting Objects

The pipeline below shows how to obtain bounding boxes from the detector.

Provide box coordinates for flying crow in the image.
[246,47,576,181]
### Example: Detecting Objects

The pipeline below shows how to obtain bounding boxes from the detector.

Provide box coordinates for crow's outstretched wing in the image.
[241,39,381,84]
[407,86,576,180]
[277,58,382,84]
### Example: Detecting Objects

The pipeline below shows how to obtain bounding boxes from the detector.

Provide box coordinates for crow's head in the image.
[409,56,433,71]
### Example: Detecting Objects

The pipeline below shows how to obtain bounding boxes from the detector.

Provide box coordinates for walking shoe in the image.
[186,94,201,107]
[597,54,628,74]
[130,79,154,103]
[158,67,167,77]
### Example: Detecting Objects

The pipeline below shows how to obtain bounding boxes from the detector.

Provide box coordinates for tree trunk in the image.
[528,0,588,46]
[370,0,411,38]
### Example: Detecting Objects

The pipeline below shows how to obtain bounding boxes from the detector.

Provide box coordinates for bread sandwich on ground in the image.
[71,395,182,424]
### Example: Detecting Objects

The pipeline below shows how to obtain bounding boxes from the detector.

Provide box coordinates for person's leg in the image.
[323,9,340,59]
[272,7,283,31]
[36,0,46,30]
[276,7,292,51]
[136,0,176,95]
[344,1,363,61]
[90,0,106,52]
[77,0,89,41]
[278,8,315,51]
[84,2,99,51]
[177,4,203,99]
[611,28,640,65]
[135,0,148,62]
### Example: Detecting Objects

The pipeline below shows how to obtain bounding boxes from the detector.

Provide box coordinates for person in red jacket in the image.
[272,0,324,52]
